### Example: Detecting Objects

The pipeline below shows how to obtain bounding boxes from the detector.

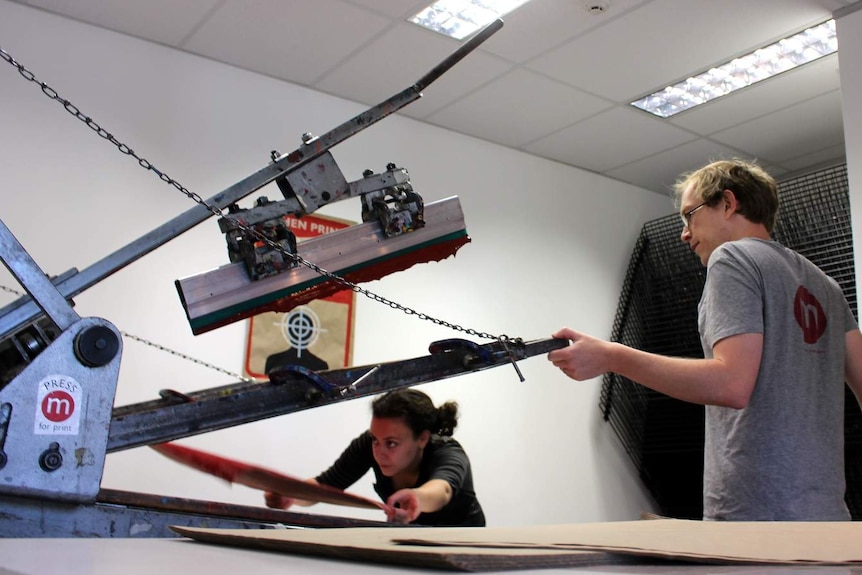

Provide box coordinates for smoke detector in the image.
[585,1,610,14]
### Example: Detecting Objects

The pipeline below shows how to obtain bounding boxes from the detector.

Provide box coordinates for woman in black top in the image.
[265,388,485,526]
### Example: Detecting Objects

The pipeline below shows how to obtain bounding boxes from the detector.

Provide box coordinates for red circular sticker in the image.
[41,390,75,422]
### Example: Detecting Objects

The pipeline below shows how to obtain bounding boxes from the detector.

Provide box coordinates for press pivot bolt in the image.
[74,325,119,367]
[39,442,63,472]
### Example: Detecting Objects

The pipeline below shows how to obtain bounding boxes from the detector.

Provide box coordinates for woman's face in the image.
[369,416,429,479]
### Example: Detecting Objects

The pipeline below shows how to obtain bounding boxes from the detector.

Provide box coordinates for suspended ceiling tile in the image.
[15,0,222,45]
[344,0,428,19]
[427,68,611,148]
[525,107,698,173]
[314,22,511,119]
[709,90,845,163]
[526,0,842,101]
[479,0,649,64]
[5,0,857,196]
[182,0,391,86]
[778,143,847,173]
[605,138,751,196]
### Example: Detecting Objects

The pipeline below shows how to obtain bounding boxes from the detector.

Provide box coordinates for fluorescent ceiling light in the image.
[632,19,838,118]
[409,0,533,40]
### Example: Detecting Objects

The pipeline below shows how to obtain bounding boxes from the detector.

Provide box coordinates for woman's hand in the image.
[385,488,421,524]
[264,490,295,510]
[384,479,453,523]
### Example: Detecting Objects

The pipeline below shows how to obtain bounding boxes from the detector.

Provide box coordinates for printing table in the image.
[0,538,859,575]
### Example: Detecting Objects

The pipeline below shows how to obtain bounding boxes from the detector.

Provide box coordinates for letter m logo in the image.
[794,285,827,344]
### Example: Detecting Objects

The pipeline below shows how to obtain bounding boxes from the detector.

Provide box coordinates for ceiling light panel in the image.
[409,0,533,40]
[632,19,838,118]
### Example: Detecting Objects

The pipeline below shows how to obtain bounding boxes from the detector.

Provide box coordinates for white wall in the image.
[838,4,862,291]
[0,1,671,526]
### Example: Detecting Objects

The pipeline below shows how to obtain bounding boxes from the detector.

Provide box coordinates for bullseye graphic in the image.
[276,306,327,359]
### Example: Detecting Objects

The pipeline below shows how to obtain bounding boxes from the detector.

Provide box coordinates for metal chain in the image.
[0,285,258,383]
[120,332,259,384]
[0,285,22,296]
[0,45,505,344]
[0,46,220,219]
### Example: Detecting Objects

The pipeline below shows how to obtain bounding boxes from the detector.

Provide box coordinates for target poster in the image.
[243,214,355,379]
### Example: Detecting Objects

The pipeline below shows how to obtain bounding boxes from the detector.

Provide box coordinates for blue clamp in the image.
[428,338,492,364]
[269,364,339,397]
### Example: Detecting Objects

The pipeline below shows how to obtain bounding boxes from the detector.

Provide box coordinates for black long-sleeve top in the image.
[316,430,485,527]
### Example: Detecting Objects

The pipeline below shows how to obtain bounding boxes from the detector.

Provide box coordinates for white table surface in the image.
[0,538,860,575]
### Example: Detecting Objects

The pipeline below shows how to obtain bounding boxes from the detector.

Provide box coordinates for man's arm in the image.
[845,329,862,411]
[549,327,762,408]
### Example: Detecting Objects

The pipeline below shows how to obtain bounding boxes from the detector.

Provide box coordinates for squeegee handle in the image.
[287,17,504,164]
[414,18,504,91]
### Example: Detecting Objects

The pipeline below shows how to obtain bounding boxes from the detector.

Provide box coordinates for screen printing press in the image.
[0,18,570,538]
[3,19,862,575]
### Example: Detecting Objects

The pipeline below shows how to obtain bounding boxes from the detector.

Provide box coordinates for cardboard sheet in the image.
[171,519,862,571]
[170,525,622,572]
[393,519,862,565]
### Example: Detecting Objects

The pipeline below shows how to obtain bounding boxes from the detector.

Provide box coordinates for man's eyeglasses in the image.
[681,201,708,229]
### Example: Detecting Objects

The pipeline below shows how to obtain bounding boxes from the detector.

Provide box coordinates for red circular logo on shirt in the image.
[793,286,827,344]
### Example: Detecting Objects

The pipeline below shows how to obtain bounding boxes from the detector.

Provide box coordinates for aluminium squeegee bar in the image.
[176,196,469,334]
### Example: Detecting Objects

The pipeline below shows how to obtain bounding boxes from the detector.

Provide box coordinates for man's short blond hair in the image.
[673,159,779,233]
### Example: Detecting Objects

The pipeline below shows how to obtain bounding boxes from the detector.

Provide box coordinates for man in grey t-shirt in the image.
[549,159,862,520]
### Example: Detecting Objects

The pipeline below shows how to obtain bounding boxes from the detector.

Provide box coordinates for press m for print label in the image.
[34,375,82,435]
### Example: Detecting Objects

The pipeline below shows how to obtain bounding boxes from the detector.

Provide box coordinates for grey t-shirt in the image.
[698,237,854,520]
